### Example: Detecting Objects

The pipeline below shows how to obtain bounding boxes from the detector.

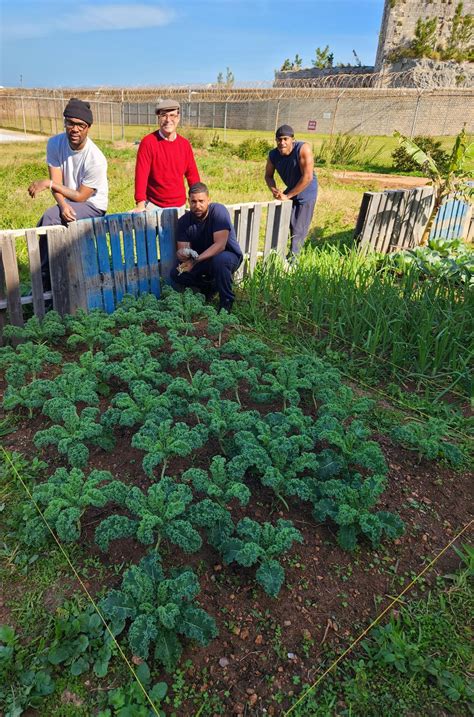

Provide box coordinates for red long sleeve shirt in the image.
[134,132,200,207]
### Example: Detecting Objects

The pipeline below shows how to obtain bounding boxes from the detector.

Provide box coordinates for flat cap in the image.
[276,124,294,138]
[155,98,180,114]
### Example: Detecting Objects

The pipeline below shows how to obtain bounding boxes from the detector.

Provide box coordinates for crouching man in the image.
[171,182,242,312]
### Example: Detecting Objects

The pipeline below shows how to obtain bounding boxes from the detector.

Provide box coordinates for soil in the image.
[1,323,472,717]
[331,169,431,190]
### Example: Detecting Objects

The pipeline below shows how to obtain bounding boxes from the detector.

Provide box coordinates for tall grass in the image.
[239,247,474,398]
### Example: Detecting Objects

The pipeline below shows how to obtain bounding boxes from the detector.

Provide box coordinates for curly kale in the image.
[160,286,208,325]
[104,325,164,359]
[255,359,312,410]
[183,455,251,507]
[62,350,110,388]
[165,371,219,403]
[315,416,387,476]
[167,331,218,379]
[34,406,115,468]
[65,309,115,352]
[317,384,374,421]
[132,419,209,479]
[219,334,270,370]
[95,477,201,553]
[209,359,260,405]
[187,498,235,549]
[217,517,303,597]
[205,308,239,346]
[113,293,162,326]
[312,474,404,551]
[100,553,218,672]
[32,468,125,543]
[2,310,65,344]
[2,378,52,417]
[189,399,259,455]
[38,369,100,423]
[104,352,169,387]
[1,342,62,387]
[101,381,174,429]
[391,418,467,466]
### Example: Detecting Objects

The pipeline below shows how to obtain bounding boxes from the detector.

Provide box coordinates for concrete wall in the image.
[375,0,474,69]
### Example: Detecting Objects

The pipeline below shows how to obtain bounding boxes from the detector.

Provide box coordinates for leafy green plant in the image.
[48,602,114,677]
[104,325,164,359]
[236,138,273,160]
[209,359,259,405]
[391,418,466,465]
[220,334,270,370]
[97,662,167,717]
[2,378,52,417]
[132,419,208,479]
[95,477,201,553]
[65,308,115,352]
[183,455,251,507]
[189,398,258,455]
[104,352,169,387]
[216,517,303,597]
[112,292,162,327]
[167,330,218,379]
[315,415,387,475]
[102,381,174,429]
[206,306,239,345]
[0,624,55,717]
[34,405,115,468]
[2,310,65,344]
[0,342,62,387]
[100,553,218,672]
[312,474,404,551]
[392,136,449,174]
[165,371,219,404]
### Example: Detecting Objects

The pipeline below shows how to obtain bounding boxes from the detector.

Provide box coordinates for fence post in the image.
[110,102,114,141]
[121,89,125,140]
[21,95,27,135]
[97,101,102,140]
[410,91,422,138]
[224,102,228,141]
[330,89,346,137]
[274,99,280,133]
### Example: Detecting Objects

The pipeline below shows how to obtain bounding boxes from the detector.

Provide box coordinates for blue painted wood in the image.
[122,214,138,296]
[78,219,103,310]
[158,208,178,284]
[144,212,160,297]
[430,197,470,240]
[132,212,150,294]
[107,215,126,304]
[93,217,115,313]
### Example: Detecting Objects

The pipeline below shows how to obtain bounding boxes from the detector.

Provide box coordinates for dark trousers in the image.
[290,195,317,255]
[38,202,105,289]
[170,251,242,306]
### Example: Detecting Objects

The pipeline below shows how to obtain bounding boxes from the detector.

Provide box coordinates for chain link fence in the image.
[1,85,472,141]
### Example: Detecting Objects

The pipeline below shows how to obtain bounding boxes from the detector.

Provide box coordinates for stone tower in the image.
[375,0,474,70]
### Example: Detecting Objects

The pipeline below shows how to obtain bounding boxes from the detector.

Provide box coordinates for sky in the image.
[0,0,385,88]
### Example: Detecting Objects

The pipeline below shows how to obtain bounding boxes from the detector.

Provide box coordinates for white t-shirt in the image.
[46,133,108,211]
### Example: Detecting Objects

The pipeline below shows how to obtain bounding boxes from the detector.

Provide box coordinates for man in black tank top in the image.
[265,124,318,257]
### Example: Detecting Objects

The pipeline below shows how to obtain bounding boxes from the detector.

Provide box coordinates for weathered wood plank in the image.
[48,227,70,315]
[122,214,139,296]
[371,191,393,253]
[65,222,88,313]
[107,216,126,304]
[93,217,115,313]
[132,212,150,294]
[264,202,278,256]
[248,203,263,274]
[78,219,103,310]
[277,200,292,256]
[1,233,24,327]
[234,206,249,283]
[159,208,178,284]
[378,191,405,254]
[359,192,386,251]
[26,228,45,319]
[144,212,160,297]
[0,241,6,345]
[410,187,435,247]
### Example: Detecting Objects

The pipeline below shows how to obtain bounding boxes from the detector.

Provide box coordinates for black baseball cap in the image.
[276,124,294,138]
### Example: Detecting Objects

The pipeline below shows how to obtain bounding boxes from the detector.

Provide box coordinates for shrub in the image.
[236,138,273,160]
[392,136,449,174]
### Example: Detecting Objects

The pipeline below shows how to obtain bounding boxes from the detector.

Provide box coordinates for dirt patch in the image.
[332,169,430,190]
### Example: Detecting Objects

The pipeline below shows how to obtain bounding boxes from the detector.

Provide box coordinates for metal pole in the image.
[274,99,280,134]
[37,99,42,133]
[97,101,102,140]
[212,103,215,129]
[198,102,200,128]
[224,101,228,141]
[121,89,125,140]
[110,102,114,141]
[21,95,27,135]
[410,92,422,139]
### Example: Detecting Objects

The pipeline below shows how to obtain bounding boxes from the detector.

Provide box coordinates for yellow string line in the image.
[239,322,474,446]
[284,518,473,717]
[1,446,161,717]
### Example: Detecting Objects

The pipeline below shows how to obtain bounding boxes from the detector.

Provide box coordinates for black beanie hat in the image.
[63,98,93,126]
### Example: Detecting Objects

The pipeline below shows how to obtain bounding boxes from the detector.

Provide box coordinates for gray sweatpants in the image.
[290,197,317,255]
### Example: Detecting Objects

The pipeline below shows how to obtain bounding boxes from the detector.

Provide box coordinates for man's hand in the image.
[28,179,50,198]
[132,201,146,213]
[270,186,280,199]
[177,260,195,274]
[59,204,77,223]
[278,192,290,201]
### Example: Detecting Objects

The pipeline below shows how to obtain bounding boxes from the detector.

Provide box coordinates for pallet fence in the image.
[0,200,292,338]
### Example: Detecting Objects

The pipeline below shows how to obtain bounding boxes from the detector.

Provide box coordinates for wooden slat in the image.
[159,208,178,284]
[94,217,115,313]
[132,212,150,294]
[78,219,103,310]
[107,216,126,304]
[1,233,24,327]
[122,214,139,296]
[277,200,292,256]
[48,227,70,316]
[410,187,435,247]
[263,202,279,255]
[372,191,393,253]
[248,203,263,274]
[353,192,372,240]
[25,228,45,319]
[144,212,160,297]
[378,191,405,254]
[359,192,387,251]
[234,206,250,284]
[65,222,88,313]
[0,238,10,344]
[389,190,410,251]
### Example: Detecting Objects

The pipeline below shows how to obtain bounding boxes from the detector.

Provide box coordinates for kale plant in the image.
[167,331,218,379]
[183,455,251,507]
[209,359,260,405]
[187,498,235,550]
[100,553,218,672]
[104,325,164,359]
[132,419,208,479]
[101,381,174,429]
[1,342,62,387]
[34,406,115,468]
[165,371,219,403]
[32,467,126,543]
[65,308,115,352]
[2,378,52,417]
[104,352,169,387]
[391,418,466,466]
[205,308,239,346]
[95,477,201,553]
[216,517,303,597]
[2,310,65,344]
[190,398,259,455]
[220,334,270,370]
[255,359,312,409]
[315,415,387,476]
[112,293,162,327]
[312,474,404,551]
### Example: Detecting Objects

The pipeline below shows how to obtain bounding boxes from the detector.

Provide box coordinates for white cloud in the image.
[5,4,175,39]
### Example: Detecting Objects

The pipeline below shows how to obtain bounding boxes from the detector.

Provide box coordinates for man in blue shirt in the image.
[265,124,318,256]
[171,182,243,312]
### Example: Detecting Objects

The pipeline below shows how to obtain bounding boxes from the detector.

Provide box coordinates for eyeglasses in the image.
[65,119,88,130]
[158,112,179,120]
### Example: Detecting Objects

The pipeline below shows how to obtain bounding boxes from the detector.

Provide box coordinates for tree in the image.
[393,128,474,242]
[217,72,224,85]
[225,67,235,87]
[280,58,292,71]
[294,53,303,69]
[312,45,334,69]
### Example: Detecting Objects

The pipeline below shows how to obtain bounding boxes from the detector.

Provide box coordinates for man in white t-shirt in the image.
[28,98,108,286]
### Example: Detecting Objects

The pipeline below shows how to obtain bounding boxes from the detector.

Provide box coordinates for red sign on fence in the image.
[307,120,317,131]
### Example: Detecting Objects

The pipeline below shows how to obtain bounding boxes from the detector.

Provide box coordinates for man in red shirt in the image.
[133,99,200,210]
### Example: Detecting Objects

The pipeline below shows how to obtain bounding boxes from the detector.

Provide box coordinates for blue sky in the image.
[1,0,384,87]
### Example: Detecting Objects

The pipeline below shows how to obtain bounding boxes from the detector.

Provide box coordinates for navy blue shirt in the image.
[177,202,243,258]
[269,141,318,204]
